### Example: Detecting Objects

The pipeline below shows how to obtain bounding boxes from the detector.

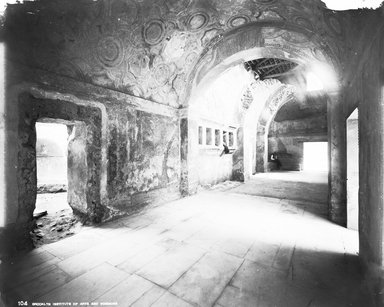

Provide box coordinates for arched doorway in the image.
[181,22,341,207]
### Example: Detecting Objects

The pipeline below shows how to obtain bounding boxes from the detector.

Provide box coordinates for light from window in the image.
[229,132,234,147]
[223,131,227,145]
[198,126,203,145]
[206,128,212,145]
[215,129,220,146]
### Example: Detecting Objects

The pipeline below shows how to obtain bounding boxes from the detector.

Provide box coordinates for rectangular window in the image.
[206,128,212,145]
[215,129,220,146]
[198,126,203,145]
[229,132,234,147]
[223,131,227,145]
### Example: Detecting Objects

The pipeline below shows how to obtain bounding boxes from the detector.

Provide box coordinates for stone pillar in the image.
[327,92,347,226]
[0,84,35,256]
[179,116,198,196]
[255,124,267,173]
[67,123,88,216]
[358,41,384,305]
[232,127,245,181]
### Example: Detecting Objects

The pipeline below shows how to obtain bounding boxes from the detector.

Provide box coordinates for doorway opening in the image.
[303,142,328,172]
[32,121,82,246]
[36,122,68,194]
[347,109,359,231]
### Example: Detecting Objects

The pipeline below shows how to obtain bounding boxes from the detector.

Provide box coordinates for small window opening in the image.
[206,128,212,145]
[198,126,203,145]
[223,131,227,145]
[215,129,220,146]
[229,132,234,147]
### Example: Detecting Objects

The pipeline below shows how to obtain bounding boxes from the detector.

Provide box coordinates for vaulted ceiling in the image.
[274,94,327,122]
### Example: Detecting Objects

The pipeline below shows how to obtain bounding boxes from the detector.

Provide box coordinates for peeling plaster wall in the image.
[106,104,180,209]
[2,3,384,303]
[3,0,349,206]
[1,0,353,254]
[1,59,181,254]
[5,0,347,108]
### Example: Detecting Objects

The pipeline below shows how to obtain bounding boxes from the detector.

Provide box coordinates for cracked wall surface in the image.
[6,0,348,107]
[1,0,373,259]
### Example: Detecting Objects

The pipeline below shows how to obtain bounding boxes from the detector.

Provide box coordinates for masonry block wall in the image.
[341,8,384,305]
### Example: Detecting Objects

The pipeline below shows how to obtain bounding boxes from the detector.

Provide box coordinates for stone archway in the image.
[184,21,340,106]
[180,22,340,194]
[178,18,348,229]
[255,85,295,173]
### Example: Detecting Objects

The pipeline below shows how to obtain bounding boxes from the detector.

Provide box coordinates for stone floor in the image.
[1,175,370,306]
[253,171,328,184]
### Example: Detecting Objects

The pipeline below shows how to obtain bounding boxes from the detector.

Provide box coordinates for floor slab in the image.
[170,251,243,306]
[1,176,368,306]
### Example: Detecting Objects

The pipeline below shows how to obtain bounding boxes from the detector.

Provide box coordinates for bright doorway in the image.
[33,121,81,247]
[303,142,328,172]
[347,109,359,230]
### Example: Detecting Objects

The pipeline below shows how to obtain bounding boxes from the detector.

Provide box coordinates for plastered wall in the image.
[340,8,384,305]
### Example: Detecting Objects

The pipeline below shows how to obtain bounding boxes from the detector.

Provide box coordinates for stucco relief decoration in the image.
[96,36,125,67]
[6,0,348,107]
[163,32,188,60]
[130,53,150,78]
[227,15,252,28]
[241,87,253,109]
[165,0,192,13]
[263,28,311,50]
[269,86,295,114]
[187,11,210,32]
[143,19,166,45]
[252,0,277,4]
[148,61,179,106]
[200,28,223,49]
[154,64,172,86]
[294,16,314,32]
[324,12,344,37]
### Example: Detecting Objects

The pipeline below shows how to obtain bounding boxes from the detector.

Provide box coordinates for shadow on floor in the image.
[0,184,368,307]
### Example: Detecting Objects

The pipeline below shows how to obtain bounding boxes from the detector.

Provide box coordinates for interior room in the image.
[0,0,383,306]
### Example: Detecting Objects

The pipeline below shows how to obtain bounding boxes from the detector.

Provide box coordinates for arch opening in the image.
[182,24,339,194]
